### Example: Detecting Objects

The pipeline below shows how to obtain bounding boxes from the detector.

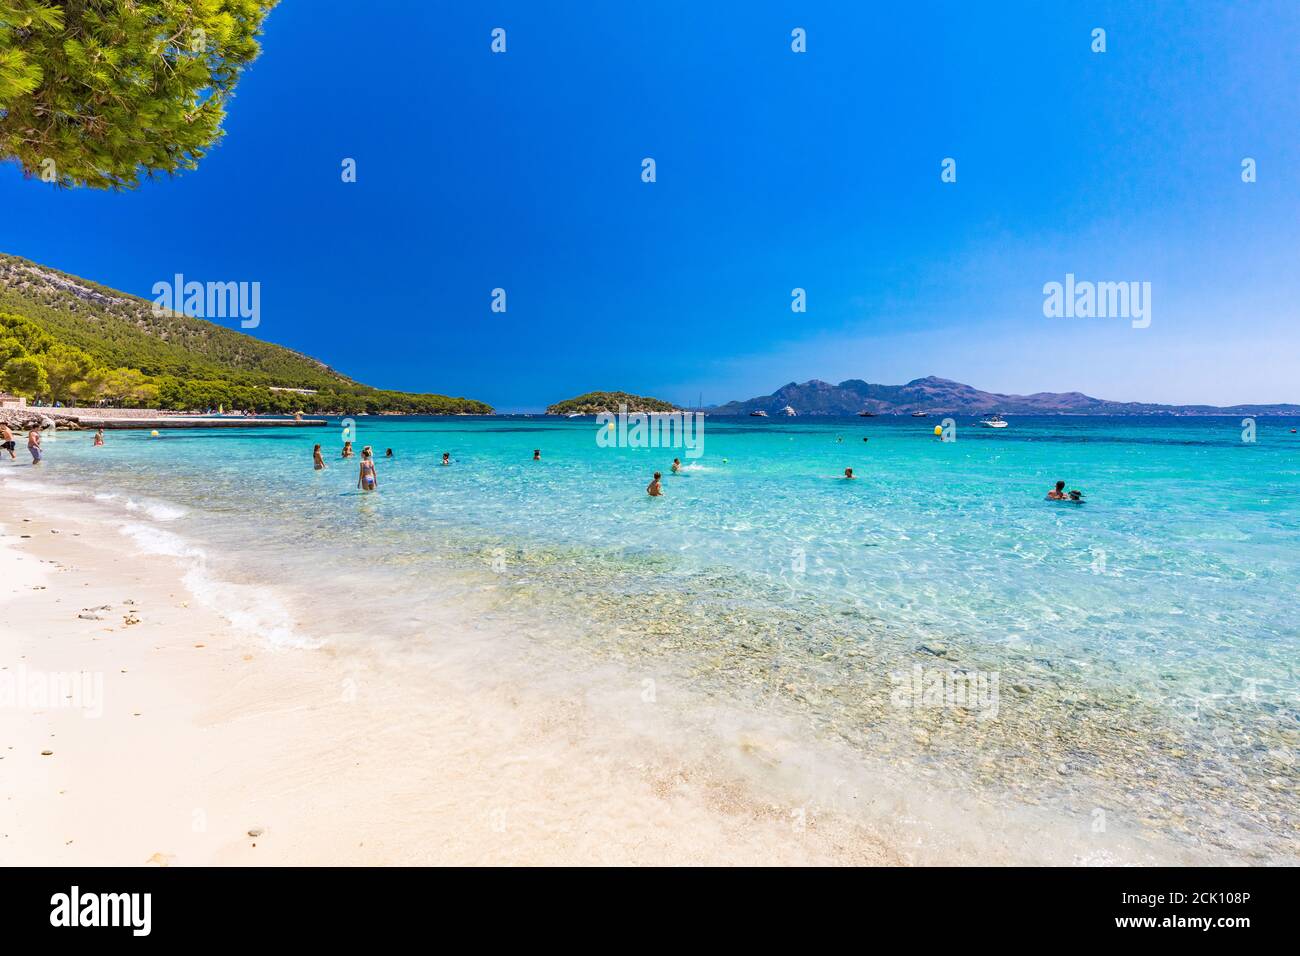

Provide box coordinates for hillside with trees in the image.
[0,254,492,414]
[546,391,679,415]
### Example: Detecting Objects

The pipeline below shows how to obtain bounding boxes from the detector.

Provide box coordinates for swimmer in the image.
[358,446,378,491]
[647,472,664,496]
[342,440,354,459]
[671,458,681,474]
[1046,480,1068,500]
[844,467,855,479]
[441,452,451,466]
[533,449,541,461]
[1,423,16,459]
[313,443,326,470]
[385,448,394,458]
[92,428,104,447]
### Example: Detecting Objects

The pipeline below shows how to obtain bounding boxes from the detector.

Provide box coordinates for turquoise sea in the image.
[9,414,1298,863]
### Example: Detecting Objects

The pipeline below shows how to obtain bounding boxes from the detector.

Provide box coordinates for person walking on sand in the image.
[647,472,664,496]
[27,427,42,465]
[358,446,379,492]
[0,423,15,460]
[313,443,326,470]
[93,428,104,446]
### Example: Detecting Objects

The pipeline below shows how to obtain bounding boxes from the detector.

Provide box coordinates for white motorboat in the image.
[781,405,797,417]
[979,414,1009,428]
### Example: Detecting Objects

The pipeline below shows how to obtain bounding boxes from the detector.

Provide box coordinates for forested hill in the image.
[0,254,491,414]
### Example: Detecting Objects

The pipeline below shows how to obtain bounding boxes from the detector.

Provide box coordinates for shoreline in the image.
[1,480,911,865]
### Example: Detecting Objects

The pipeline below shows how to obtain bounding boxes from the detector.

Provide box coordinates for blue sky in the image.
[2,1,1297,411]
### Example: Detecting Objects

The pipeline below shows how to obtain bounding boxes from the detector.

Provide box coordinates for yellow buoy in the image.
[933,425,943,436]
[150,430,160,437]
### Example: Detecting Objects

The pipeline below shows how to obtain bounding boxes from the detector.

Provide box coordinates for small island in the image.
[545,390,680,415]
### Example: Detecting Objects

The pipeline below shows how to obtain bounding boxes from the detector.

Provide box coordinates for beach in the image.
[2,415,1296,866]
[1,480,905,865]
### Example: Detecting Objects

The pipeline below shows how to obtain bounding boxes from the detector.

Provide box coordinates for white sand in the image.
[0,482,898,866]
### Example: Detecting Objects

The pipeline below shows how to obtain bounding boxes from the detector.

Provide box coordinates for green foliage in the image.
[545,390,678,415]
[0,0,278,189]
[1,352,45,394]
[0,255,494,414]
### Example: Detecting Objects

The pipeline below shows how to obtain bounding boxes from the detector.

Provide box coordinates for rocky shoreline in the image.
[0,408,85,430]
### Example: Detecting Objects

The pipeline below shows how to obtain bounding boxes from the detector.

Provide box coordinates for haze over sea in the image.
[8,413,1297,864]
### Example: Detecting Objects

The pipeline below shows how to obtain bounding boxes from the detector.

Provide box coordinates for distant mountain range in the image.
[709,377,1300,417]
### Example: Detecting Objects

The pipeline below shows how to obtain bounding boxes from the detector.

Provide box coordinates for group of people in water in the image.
[2,423,107,465]
[312,441,545,492]
[305,440,1086,502]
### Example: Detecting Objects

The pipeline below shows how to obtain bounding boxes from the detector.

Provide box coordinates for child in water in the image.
[313,444,326,470]
[671,458,681,474]
[93,429,104,446]
[844,467,855,479]
[441,452,451,466]
[342,441,354,459]
[533,449,541,461]
[647,472,664,496]
[385,448,394,458]
[358,446,378,491]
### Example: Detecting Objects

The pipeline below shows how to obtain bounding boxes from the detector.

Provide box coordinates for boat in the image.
[857,410,877,417]
[780,405,797,417]
[749,409,768,417]
[565,412,583,418]
[911,411,927,417]
[980,414,1009,428]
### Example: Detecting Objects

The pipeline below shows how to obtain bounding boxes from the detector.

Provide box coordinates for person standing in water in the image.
[27,427,42,465]
[93,428,105,446]
[385,448,394,458]
[843,467,855,479]
[313,443,326,470]
[441,452,451,466]
[1047,480,1068,500]
[671,458,682,474]
[1,423,16,460]
[647,472,664,496]
[342,440,354,459]
[358,446,378,491]
[533,449,541,461]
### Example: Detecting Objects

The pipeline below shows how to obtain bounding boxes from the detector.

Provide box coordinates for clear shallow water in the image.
[10,414,1299,862]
